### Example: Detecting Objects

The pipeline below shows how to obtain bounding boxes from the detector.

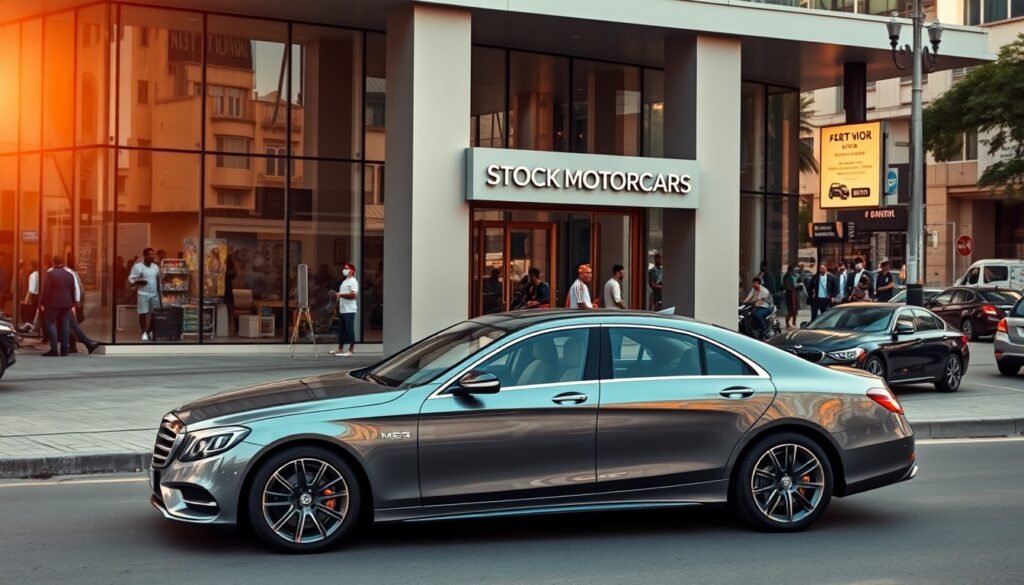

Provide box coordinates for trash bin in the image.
[151,306,183,341]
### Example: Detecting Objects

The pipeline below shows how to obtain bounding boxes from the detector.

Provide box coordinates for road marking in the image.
[918,437,1024,445]
[0,476,147,489]
[970,382,1024,394]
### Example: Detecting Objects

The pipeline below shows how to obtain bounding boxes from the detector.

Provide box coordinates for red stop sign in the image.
[956,235,973,256]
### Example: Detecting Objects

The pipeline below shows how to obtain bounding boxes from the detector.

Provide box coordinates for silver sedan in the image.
[995,299,1024,376]
[150,310,917,552]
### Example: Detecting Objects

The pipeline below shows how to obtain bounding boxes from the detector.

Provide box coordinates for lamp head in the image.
[928,20,943,53]
[887,13,902,50]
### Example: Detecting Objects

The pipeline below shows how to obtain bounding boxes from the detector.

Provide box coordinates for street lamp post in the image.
[887,2,942,306]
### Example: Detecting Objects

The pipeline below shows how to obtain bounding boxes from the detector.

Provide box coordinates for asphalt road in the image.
[1,439,1022,585]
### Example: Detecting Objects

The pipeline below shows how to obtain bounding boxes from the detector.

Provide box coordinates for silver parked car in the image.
[995,298,1024,376]
[150,310,917,553]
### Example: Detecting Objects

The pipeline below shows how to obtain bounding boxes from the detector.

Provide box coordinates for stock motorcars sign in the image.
[820,121,884,209]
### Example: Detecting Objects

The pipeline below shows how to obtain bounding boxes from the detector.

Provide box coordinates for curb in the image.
[2,418,1022,480]
[0,452,150,480]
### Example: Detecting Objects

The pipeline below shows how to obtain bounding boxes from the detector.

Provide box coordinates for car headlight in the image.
[0,322,13,333]
[827,347,865,361]
[178,426,250,462]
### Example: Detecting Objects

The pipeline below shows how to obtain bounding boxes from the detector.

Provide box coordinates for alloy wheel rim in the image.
[262,458,349,545]
[751,443,825,524]
[962,322,973,338]
[867,358,884,377]
[946,356,962,388]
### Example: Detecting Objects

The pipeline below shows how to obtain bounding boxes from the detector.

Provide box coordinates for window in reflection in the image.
[572,59,641,156]
[75,148,113,343]
[76,3,114,147]
[471,47,506,148]
[509,52,569,152]
[365,32,386,162]
[292,25,362,160]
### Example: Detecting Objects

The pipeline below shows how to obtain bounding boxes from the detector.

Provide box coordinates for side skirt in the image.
[374,479,730,523]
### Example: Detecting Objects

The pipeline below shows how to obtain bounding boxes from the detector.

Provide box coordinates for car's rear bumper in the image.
[994,333,1024,363]
[833,416,916,497]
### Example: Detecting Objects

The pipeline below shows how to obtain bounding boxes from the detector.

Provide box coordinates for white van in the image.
[957,260,1024,291]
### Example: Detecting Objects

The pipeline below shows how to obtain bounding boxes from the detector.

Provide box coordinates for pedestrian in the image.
[332,263,358,357]
[875,261,896,302]
[63,255,100,354]
[808,263,838,320]
[129,247,162,341]
[568,263,596,309]
[38,255,77,357]
[848,258,873,300]
[759,260,780,307]
[482,267,503,314]
[850,274,872,302]
[648,253,663,310]
[524,267,551,309]
[783,264,801,328]
[19,260,39,333]
[836,263,849,305]
[742,276,774,337]
[604,264,626,309]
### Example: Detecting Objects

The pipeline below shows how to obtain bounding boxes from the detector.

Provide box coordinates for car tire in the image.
[246,445,363,554]
[733,433,833,532]
[0,351,6,380]
[864,355,887,380]
[997,360,1021,376]
[960,319,976,341]
[935,352,964,393]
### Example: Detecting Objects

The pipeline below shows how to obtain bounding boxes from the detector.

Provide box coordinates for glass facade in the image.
[0,3,385,343]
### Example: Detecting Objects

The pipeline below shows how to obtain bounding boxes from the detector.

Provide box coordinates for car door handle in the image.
[720,387,755,399]
[552,392,588,405]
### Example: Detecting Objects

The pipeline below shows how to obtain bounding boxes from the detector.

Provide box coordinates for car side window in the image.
[704,342,755,376]
[476,329,590,388]
[984,266,1008,283]
[896,312,916,331]
[912,309,938,331]
[609,328,701,379]
[966,267,980,285]
[952,290,971,304]
[931,291,954,306]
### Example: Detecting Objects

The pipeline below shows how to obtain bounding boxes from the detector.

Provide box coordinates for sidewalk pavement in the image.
[1,336,1022,479]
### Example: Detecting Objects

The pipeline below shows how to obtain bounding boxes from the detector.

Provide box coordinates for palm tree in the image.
[800,95,819,174]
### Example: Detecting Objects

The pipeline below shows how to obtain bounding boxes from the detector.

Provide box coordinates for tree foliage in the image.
[799,95,819,174]
[924,34,1024,198]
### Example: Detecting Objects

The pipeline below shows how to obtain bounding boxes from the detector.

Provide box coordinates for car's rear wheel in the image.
[734,433,833,532]
[864,355,887,379]
[246,446,362,553]
[935,352,963,393]
[961,319,976,341]
[997,360,1021,376]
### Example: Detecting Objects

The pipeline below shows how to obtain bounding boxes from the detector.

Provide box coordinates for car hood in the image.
[769,328,881,351]
[174,372,403,425]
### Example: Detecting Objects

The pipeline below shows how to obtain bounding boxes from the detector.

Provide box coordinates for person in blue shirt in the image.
[524,267,551,309]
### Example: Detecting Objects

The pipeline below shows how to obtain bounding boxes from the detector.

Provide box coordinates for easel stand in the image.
[289,305,319,358]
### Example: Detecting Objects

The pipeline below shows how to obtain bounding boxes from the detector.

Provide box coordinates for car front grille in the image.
[152,414,184,468]
[788,349,825,363]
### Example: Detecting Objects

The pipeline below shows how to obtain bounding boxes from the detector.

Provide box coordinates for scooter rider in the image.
[742,277,774,337]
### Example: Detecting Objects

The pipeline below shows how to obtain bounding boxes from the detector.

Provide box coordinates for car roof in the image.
[473,309,698,331]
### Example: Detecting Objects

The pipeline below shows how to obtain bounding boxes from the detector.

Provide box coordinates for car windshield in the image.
[980,290,1021,304]
[1012,300,1024,318]
[809,306,894,332]
[361,321,509,389]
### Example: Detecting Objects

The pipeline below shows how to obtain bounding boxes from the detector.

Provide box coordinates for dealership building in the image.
[0,0,989,352]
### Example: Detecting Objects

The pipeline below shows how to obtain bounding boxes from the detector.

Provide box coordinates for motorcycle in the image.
[738,303,782,341]
[0,310,23,348]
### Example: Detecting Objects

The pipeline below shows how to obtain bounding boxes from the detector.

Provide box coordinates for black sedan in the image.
[0,319,16,379]
[926,287,1022,340]
[770,303,969,392]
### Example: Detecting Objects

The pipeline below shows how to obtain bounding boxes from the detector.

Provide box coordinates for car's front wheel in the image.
[733,433,833,532]
[935,352,964,393]
[246,446,362,553]
[864,354,887,379]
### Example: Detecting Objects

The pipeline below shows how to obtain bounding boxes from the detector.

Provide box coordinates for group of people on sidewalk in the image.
[21,254,101,356]
[786,257,898,325]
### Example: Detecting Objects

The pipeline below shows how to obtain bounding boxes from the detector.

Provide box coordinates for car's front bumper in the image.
[149,440,263,526]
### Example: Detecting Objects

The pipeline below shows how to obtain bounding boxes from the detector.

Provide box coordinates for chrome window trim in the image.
[429,324,595,399]
[601,324,770,380]
[891,307,916,335]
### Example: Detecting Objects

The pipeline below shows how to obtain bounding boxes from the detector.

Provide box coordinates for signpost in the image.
[956,235,973,257]
[819,121,885,209]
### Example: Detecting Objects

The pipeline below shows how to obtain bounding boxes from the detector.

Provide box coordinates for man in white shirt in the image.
[837,264,849,304]
[129,247,162,340]
[333,262,359,357]
[603,264,626,309]
[568,263,596,309]
[742,276,774,336]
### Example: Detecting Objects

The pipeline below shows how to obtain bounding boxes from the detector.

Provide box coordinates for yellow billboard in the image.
[819,121,884,209]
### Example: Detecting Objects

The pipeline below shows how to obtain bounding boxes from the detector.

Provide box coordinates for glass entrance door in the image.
[474,221,554,315]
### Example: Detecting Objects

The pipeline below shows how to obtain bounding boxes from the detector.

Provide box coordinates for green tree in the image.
[800,95,819,174]
[924,34,1024,197]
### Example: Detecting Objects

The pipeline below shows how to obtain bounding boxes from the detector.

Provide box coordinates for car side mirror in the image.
[799,321,809,329]
[452,370,500,396]
[894,322,915,337]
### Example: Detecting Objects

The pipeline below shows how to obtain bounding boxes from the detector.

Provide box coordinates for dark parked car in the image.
[769,303,969,392]
[151,310,917,553]
[926,287,1022,340]
[0,318,16,379]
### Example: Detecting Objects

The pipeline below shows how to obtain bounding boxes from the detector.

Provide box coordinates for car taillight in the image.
[962,334,970,346]
[997,319,1008,333]
[980,304,999,316]
[868,387,904,415]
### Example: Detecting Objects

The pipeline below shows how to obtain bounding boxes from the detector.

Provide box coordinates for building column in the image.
[663,35,741,328]
[383,4,471,354]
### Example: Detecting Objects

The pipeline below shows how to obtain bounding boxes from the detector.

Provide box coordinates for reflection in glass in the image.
[118,6,203,151]
[44,12,75,149]
[19,155,40,325]
[0,157,15,316]
[292,25,362,160]
[0,24,20,153]
[42,152,74,276]
[21,19,42,151]
[77,3,114,147]
[741,82,765,192]
[739,193,763,301]
[572,60,641,156]
[75,149,113,343]
[509,52,569,152]
[471,47,506,148]
[643,70,664,158]
[363,163,384,341]
[767,87,799,194]
[365,33,386,162]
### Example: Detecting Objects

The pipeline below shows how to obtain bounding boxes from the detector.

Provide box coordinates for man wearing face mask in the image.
[848,258,873,301]
[332,263,359,357]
